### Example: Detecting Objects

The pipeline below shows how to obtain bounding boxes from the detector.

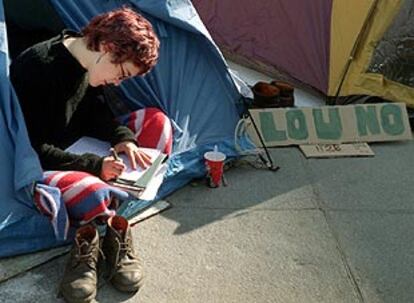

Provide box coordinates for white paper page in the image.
[66,136,162,181]
[138,163,168,200]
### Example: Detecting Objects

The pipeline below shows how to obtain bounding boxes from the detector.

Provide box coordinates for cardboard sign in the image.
[299,143,375,158]
[247,103,412,146]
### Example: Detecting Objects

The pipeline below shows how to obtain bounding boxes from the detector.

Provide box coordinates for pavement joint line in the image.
[170,205,320,211]
[168,205,414,214]
[310,183,366,303]
[300,158,366,302]
[325,208,414,215]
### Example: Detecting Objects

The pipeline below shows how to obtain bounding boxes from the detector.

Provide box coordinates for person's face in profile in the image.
[88,46,143,87]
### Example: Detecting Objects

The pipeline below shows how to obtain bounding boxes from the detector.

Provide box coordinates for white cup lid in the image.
[204,151,226,162]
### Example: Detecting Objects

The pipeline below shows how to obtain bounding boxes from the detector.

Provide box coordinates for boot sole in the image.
[111,279,143,293]
[58,288,97,303]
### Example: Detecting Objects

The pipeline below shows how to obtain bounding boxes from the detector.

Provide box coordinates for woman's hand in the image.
[100,156,127,181]
[114,141,152,169]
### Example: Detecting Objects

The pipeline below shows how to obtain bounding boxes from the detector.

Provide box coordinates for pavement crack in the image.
[311,184,366,303]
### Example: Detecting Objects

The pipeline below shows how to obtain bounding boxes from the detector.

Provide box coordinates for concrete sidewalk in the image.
[1,139,413,303]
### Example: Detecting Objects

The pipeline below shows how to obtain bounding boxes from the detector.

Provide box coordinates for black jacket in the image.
[10,30,135,176]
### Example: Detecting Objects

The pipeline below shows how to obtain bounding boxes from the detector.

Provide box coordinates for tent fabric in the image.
[334,0,414,107]
[48,0,244,194]
[367,0,414,88]
[0,0,247,257]
[3,0,64,32]
[3,0,65,59]
[0,1,73,257]
[328,0,374,96]
[192,0,332,94]
[193,0,341,95]
[193,0,414,107]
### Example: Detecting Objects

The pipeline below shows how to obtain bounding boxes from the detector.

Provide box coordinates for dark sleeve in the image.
[76,87,136,146]
[10,49,105,176]
[42,89,136,176]
[10,54,52,150]
[40,144,103,176]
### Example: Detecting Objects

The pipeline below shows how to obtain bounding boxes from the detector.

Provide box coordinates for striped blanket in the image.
[34,171,129,239]
[34,107,173,239]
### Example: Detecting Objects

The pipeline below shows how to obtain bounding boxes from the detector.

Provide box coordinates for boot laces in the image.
[106,237,135,280]
[113,237,136,270]
[119,237,133,254]
[119,236,135,258]
[74,241,104,269]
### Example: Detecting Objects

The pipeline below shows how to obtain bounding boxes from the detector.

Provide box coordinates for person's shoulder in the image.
[10,33,67,79]
[13,32,64,65]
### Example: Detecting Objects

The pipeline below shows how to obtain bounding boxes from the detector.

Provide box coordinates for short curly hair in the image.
[82,7,160,75]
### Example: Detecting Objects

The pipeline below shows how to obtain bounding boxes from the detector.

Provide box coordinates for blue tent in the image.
[0,0,250,257]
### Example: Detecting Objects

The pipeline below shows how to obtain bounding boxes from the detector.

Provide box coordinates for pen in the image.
[110,148,121,161]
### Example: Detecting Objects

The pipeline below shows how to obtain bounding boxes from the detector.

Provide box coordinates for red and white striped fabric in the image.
[121,107,173,155]
[41,171,129,226]
[35,108,173,228]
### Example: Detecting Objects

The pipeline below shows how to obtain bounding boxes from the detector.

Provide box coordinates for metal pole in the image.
[241,97,280,171]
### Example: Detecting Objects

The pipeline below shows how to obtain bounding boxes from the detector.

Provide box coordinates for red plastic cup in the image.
[204,151,226,187]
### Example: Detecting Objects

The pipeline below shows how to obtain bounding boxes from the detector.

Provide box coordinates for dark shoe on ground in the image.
[251,81,280,108]
[102,215,143,293]
[59,225,100,303]
[270,80,295,107]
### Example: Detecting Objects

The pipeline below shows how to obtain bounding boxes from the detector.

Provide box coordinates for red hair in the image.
[82,7,160,75]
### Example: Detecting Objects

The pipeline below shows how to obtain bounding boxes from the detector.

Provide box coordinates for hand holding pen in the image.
[110,147,122,162]
[100,148,126,181]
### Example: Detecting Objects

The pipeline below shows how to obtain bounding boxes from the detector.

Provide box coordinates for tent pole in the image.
[333,0,379,105]
[241,97,280,172]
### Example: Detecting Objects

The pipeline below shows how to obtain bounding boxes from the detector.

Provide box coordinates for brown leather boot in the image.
[102,216,143,292]
[59,225,100,303]
[270,80,295,107]
[251,81,280,108]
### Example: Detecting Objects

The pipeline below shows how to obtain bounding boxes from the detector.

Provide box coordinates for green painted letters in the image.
[355,106,380,136]
[286,110,308,140]
[312,108,342,139]
[259,112,287,142]
[381,104,404,135]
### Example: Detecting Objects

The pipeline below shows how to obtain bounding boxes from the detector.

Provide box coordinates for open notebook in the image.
[66,136,168,199]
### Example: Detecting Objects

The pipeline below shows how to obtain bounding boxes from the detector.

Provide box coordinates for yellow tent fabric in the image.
[329,0,414,108]
[329,0,374,96]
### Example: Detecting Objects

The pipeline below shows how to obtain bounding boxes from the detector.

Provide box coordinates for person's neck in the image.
[63,37,96,70]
